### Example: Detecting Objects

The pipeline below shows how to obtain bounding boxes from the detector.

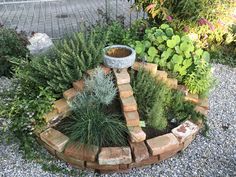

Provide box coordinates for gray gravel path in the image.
[0,64,235,177]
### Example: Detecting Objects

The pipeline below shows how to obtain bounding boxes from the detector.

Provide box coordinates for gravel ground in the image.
[0,64,235,177]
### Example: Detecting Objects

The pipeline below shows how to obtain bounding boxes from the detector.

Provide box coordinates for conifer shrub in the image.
[61,67,128,147]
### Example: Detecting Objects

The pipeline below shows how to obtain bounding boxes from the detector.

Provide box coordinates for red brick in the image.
[124,111,140,127]
[171,120,199,143]
[63,88,78,101]
[129,126,146,142]
[56,151,85,169]
[146,133,179,156]
[130,155,159,168]
[132,62,157,76]
[118,84,133,98]
[113,68,130,85]
[177,85,188,95]
[73,80,85,92]
[53,98,70,113]
[121,96,137,112]
[194,106,208,116]
[43,109,61,123]
[98,147,132,165]
[185,93,199,104]
[64,143,99,162]
[199,98,209,109]
[37,137,56,156]
[130,142,149,162]
[155,70,168,81]
[40,128,69,152]
[86,161,119,171]
[100,65,111,75]
[165,78,178,89]
[159,148,180,161]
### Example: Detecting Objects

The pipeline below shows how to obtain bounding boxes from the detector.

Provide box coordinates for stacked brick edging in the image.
[37,120,201,173]
[35,63,208,173]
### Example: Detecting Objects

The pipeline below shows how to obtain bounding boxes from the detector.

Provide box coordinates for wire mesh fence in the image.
[0,0,145,38]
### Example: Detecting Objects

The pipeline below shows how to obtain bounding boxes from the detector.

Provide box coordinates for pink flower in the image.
[198,18,215,31]
[166,15,173,22]
[183,26,190,33]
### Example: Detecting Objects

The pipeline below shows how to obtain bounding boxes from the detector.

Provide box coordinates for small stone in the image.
[40,128,69,152]
[129,126,146,142]
[73,80,85,92]
[130,142,149,162]
[195,106,208,116]
[118,84,133,98]
[63,88,77,101]
[121,96,137,112]
[155,70,168,81]
[124,111,140,127]
[113,68,130,85]
[166,78,178,89]
[146,133,180,156]
[53,98,70,113]
[64,143,99,162]
[132,62,157,76]
[98,147,132,165]
[171,120,199,143]
[185,93,199,104]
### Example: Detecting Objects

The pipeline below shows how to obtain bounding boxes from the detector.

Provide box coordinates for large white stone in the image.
[27,33,53,55]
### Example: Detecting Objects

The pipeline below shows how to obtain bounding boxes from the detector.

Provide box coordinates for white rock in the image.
[27,33,54,55]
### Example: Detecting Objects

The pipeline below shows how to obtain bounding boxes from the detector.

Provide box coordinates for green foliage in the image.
[14,29,106,94]
[132,24,213,95]
[105,22,126,45]
[0,84,55,136]
[84,67,117,105]
[63,107,128,147]
[131,69,204,131]
[61,68,127,147]
[0,26,29,77]
[129,0,232,22]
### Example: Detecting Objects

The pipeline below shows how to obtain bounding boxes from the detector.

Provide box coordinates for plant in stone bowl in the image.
[61,67,128,147]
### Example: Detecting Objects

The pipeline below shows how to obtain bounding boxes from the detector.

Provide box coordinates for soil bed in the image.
[106,48,132,58]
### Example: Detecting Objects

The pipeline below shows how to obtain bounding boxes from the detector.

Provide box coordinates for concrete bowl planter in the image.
[103,45,136,69]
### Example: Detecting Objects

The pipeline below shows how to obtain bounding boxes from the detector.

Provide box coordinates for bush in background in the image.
[0,26,29,77]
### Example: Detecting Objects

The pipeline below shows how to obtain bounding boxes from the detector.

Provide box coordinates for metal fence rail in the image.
[0,0,145,38]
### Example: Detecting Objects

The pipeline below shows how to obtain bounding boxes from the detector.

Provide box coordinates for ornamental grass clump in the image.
[62,67,128,147]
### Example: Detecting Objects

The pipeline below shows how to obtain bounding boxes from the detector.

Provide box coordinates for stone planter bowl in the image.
[103,45,136,69]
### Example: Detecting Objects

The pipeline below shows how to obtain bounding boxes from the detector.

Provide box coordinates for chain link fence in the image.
[0,0,145,38]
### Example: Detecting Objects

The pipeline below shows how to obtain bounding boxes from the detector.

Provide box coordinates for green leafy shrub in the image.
[132,24,213,95]
[14,29,106,94]
[0,26,29,77]
[129,0,232,22]
[62,67,127,147]
[131,69,204,131]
